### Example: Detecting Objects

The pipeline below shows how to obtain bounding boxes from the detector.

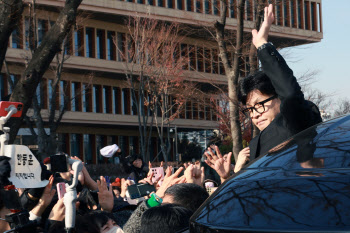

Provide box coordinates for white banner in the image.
[4,145,49,188]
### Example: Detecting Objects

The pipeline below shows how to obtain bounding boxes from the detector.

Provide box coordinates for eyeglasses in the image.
[242,95,277,116]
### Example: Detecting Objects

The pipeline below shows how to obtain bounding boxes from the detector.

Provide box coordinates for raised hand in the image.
[205,145,232,183]
[156,166,185,198]
[97,176,114,212]
[234,147,250,173]
[120,178,133,198]
[30,175,56,218]
[184,164,205,187]
[252,4,274,48]
[49,198,65,221]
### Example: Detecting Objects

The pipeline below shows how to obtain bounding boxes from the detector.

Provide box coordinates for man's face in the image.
[246,89,281,131]
[132,159,142,168]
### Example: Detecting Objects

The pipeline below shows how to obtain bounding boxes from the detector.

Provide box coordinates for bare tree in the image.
[120,16,194,162]
[334,98,350,117]
[213,0,246,161]
[0,0,24,73]
[6,0,83,143]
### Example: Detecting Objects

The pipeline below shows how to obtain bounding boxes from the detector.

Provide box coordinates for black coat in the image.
[249,43,322,160]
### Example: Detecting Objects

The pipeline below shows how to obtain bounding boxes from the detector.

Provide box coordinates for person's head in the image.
[140,204,192,233]
[238,71,281,131]
[48,215,100,233]
[86,210,123,233]
[163,183,209,212]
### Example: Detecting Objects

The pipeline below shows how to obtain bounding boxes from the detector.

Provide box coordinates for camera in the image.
[50,152,69,173]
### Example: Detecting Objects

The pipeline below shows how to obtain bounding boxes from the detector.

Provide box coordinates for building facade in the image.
[1,0,323,163]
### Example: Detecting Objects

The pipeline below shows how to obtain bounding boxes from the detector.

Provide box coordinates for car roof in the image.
[191,114,350,232]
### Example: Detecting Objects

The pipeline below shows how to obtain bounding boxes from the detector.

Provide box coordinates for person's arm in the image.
[253,4,319,132]
[29,176,56,221]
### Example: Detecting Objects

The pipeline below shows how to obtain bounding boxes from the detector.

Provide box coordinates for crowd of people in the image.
[0,4,322,233]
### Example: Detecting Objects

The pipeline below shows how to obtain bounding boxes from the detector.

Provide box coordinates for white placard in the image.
[4,145,49,188]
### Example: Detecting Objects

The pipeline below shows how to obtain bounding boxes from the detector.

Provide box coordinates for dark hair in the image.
[238,71,277,105]
[164,183,209,212]
[85,210,116,230]
[76,188,98,215]
[140,204,192,233]
[48,215,99,233]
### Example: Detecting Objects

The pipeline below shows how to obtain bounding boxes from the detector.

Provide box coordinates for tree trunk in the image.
[214,0,245,161]
[8,0,83,143]
[0,0,24,73]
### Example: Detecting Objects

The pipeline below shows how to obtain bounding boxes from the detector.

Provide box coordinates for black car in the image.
[191,114,350,232]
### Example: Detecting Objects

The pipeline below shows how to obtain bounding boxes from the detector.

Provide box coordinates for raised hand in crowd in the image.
[120,178,133,198]
[97,176,114,213]
[48,198,65,221]
[156,166,185,198]
[205,145,233,183]
[184,164,205,187]
[234,147,250,173]
[72,156,98,191]
[139,171,154,186]
[252,3,274,48]
[29,175,56,220]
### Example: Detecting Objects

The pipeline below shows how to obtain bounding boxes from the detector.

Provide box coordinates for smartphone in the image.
[151,167,164,183]
[57,182,66,200]
[127,183,156,199]
[0,101,23,117]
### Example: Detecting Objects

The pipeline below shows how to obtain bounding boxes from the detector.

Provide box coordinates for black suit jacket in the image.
[249,43,322,160]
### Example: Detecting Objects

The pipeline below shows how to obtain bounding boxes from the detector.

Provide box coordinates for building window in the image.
[230,0,236,18]
[117,32,126,62]
[82,84,91,112]
[180,44,189,70]
[24,18,30,50]
[122,88,131,115]
[93,85,102,113]
[189,45,196,71]
[84,134,93,164]
[186,101,192,119]
[97,29,106,59]
[195,0,202,13]
[246,0,253,21]
[276,1,282,26]
[204,0,211,14]
[113,87,122,114]
[70,134,81,157]
[311,2,317,31]
[213,0,220,15]
[107,31,116,61]
[0,74,6,101]
[284,0,290,27]
[204,48,212,73]
[71,82,81,111]
[167,0,175,8]
[186,0,192,11]
[12,21,23,49]
[291,0,297,28]
[178,0,184,10]
[103,86,111,113]
[74,28,84,56]
[38,19,48,45]
[197,47,204,72]
[85,27,95,58]
[212,49,219,74]
[304,1,310,30]
[297,0,304,29]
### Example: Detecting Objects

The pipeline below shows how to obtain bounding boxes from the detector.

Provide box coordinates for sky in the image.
[281,0,350,104]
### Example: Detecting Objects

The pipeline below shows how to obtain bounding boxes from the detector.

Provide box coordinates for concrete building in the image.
[1,0,323,163]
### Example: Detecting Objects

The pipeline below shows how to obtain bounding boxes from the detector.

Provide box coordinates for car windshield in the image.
[192,115,350,232]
